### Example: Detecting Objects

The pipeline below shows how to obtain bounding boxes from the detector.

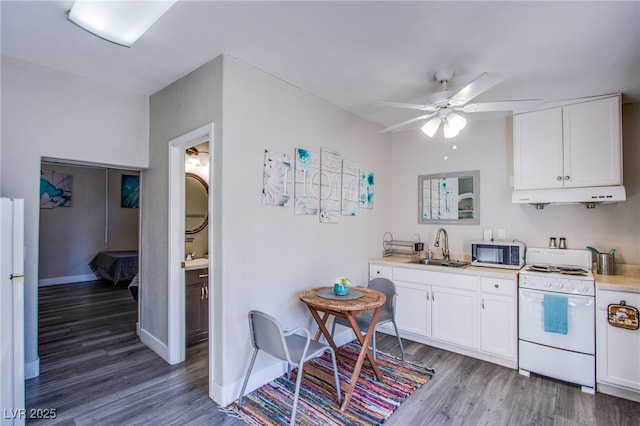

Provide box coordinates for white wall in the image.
[220,56,391,395]
[391,103,640,264]
[147,54,392,404]
[0,55,149,377]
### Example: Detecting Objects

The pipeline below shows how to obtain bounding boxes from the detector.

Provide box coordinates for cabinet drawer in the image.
[369,264,392,280]
[393,267,476,290]
[480,276,515,296]
[186,268,209,285]
[596,289,640,309]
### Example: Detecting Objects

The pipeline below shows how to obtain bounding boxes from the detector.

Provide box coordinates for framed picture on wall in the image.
[121,174,139,208]
[40,168,73,208]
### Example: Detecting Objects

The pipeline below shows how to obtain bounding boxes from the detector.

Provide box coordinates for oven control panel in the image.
[519,273,595,296]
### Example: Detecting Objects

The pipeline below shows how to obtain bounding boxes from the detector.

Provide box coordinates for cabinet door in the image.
[480,277,516,359]
[431,286,479,349]
[596,290,640,390]
[513,108,564,190]
[394,281,430,337]
[563,96,622,188]
[186,282,207,345]
[480,294,516,359]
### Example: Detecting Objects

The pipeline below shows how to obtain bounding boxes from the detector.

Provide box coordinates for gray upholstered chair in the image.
[331,277,406,361]
[237,310,341,424]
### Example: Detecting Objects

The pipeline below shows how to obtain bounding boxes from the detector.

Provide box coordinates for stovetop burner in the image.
[526,265,589,276]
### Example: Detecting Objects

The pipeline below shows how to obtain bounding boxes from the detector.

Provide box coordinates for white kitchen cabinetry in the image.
[596,288,640,402]
[480,276,517,359]
[513,95,622,190]
[431,285,478,349]
[372,263,518,368]
[369,264,392,280]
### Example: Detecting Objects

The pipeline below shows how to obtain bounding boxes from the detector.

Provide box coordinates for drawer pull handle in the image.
[199,274,209,278]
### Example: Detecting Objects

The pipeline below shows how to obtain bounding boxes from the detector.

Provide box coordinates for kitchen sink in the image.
[408,258,470,268]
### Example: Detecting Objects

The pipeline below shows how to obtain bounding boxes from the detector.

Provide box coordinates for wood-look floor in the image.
[27,280,639,425]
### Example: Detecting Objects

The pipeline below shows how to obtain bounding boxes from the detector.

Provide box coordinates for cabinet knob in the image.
[557,176,563,181]
[494,284,499,288]
[564,176,570,180]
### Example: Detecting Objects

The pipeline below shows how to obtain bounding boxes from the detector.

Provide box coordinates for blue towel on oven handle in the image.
[544,294,568,334]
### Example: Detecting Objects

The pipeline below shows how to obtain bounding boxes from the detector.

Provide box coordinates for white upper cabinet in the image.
[513,95,622,190]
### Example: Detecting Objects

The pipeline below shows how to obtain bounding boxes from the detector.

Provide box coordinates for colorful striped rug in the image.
[224,342,435,425]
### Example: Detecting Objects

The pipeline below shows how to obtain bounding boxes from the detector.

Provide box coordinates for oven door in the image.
[519,288,595,354]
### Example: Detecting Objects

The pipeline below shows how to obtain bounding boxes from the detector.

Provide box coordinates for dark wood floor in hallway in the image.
[27,280,639,425]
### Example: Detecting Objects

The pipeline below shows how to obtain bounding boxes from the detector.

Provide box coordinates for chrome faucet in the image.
[434,228,450,261]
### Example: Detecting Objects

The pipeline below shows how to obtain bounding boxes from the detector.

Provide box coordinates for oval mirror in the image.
[185,173,208,234]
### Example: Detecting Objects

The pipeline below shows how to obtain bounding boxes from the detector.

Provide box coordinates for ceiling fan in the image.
[376,69,542,137]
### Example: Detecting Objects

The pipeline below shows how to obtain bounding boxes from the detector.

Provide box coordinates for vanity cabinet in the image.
[513,95,622,190]
[186,268,209,346]
[596,288,640,402]
[480,276,517,359]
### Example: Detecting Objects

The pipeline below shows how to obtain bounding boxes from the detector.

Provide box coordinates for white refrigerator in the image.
[0,198,25,426]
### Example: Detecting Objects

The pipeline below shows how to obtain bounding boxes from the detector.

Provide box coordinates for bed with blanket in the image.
[89,250,138,284]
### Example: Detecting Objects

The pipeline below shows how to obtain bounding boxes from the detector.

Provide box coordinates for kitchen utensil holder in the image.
[383,232,424,259]
[596,253,615,275]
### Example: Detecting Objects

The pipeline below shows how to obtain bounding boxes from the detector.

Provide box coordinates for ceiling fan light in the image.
[447,112,467,131]
[421,117,441,137]
[443,121,459,138]
[67,0,177,47]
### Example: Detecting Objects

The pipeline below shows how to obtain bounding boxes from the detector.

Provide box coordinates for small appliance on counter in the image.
[471,240,525,269]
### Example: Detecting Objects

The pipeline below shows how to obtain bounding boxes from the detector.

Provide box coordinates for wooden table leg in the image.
[340,307,383,411]
[306,306,340,355]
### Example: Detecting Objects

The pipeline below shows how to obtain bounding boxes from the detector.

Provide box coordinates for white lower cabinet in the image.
[431,285,478,349]
[376,263,517,369]
[480,276,517,359]
[596,288,640,402]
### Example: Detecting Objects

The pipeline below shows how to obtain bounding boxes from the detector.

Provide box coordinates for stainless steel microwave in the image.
[471,241,525,269]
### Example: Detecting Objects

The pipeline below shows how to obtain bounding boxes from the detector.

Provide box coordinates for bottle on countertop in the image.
[427,248,434,260]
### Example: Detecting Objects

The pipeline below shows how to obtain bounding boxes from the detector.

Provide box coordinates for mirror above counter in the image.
[185,172,208,234]
[418,170,479,225]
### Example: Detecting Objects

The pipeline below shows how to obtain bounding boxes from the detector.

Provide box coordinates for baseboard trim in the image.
[38,274,97,287]
[211,360,285,407]
[25,357,40,379]
[139,327,169,363]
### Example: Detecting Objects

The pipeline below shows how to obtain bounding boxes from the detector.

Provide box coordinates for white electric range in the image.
[518,247,596,393]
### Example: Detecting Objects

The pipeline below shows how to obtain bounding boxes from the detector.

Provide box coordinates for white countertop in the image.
[370,256,521,278]
[371,256,640,293]
[594,264,640,293]
[182,258,209,271]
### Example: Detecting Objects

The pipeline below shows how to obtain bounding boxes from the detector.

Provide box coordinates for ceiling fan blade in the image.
[448,72,507,107]
[461,99,543,113]
[373,101,437,111]
[378,113,437,133]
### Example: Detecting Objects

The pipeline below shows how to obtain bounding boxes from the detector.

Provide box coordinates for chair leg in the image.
[392,319,406,361]
[372,327,378,361]
[237,348,259,409]
[290,363,305,425]
[327,348,341,404]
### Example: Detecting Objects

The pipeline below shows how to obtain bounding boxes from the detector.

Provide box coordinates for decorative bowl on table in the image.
[333,277,351,295]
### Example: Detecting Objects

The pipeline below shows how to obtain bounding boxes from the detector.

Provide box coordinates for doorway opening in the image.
[167,123,216,399]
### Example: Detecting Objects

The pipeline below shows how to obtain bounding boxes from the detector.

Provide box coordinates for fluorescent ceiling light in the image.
[67,0,177,47]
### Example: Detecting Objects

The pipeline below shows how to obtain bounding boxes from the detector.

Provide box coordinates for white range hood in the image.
[512,186,626,208]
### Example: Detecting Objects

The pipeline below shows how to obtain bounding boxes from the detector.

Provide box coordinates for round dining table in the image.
[299,286,386,411]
